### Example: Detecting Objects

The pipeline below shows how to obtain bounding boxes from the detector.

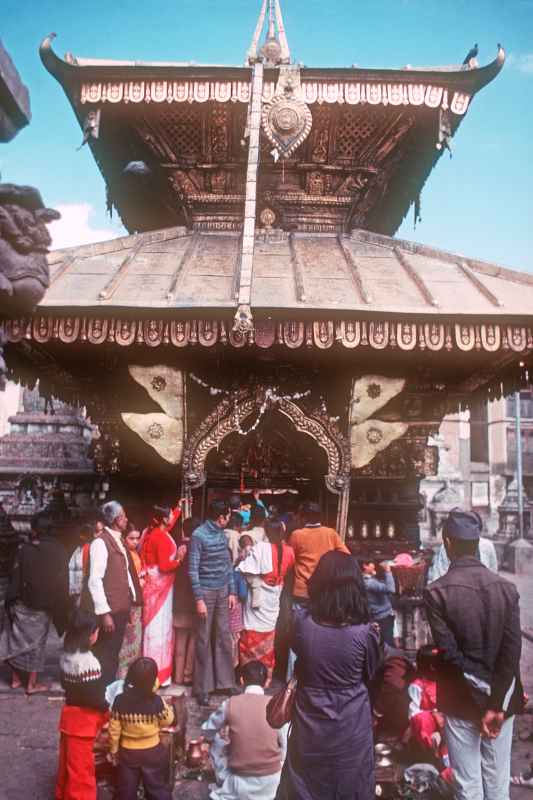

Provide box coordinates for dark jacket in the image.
[9,536,70,634]
[424,556,522,720]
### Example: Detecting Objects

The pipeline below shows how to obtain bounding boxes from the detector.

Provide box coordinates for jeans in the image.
[193,587,234,697]
[445,714,514,800]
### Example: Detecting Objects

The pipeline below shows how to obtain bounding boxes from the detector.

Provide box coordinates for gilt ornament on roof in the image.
[262,68,312,160]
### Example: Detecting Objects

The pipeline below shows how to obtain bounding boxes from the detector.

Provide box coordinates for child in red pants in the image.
[408,645,452,781]
[56,609,109,800]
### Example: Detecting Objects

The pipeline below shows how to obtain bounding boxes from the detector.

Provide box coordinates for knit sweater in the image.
[187,520,235,601]
[59,649,108,711]
[109,691,174,753]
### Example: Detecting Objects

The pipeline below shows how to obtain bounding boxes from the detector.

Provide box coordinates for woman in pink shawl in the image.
[141,501,186,685]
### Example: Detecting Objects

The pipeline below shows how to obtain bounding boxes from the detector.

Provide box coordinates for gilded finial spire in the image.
[246,0,291,66]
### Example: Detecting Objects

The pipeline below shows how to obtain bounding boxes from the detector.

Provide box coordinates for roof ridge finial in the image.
[245,0,291,66]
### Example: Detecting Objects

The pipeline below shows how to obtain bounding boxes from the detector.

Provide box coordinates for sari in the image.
[117,550,144,679]
[141,507,181,685]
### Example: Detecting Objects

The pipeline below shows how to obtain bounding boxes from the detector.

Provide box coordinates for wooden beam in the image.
[235,61,264,314]
[337,236,372,304]
[457,259,502,308]
[99,239,144,301]
[288,235,307,303]
[49,254,77,287]
[166,234,199,301]
[394,247,439,308]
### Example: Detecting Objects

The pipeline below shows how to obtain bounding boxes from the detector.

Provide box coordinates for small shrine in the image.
[0,387,98,534]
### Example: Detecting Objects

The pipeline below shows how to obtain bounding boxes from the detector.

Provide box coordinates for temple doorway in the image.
[182,391,352,532]
[199,411,337,523]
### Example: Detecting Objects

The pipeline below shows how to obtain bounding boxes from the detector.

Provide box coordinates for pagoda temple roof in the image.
[41,227,533,320]
[40,36,505,95]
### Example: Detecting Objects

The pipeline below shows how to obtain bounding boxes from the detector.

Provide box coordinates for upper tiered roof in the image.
[39,1,505,239]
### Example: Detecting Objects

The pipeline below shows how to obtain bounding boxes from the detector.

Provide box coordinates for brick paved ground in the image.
[2,573,533,799]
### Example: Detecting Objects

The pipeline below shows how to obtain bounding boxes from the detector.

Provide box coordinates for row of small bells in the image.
[346,521,397,540]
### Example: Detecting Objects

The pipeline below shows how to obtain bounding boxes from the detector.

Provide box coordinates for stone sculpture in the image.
[0,182,59,310]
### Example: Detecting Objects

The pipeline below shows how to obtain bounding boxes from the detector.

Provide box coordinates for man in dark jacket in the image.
[1,512,69,693]
[424,509,522,800]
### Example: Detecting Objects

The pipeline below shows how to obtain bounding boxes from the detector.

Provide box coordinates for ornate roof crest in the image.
[261,66,312,161]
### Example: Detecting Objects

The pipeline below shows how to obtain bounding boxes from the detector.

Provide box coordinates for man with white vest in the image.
[87,500,141,685]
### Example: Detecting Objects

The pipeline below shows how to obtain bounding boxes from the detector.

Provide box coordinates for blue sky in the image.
[2,0,532,269]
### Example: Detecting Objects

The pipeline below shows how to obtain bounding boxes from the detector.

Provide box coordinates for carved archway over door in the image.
[181,387,352,535]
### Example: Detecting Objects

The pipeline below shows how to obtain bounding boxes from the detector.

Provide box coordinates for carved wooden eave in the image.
[39,36,504,110]
[3,226,533,410]
[38,33,505,237]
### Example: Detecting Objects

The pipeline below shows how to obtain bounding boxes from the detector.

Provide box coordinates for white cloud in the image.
[506,53,533,74]
[47,203,125,250]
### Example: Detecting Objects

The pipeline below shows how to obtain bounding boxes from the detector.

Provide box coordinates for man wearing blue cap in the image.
[424,508,523,800]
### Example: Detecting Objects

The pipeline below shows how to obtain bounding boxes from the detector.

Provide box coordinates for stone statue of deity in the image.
[0,182,59,311]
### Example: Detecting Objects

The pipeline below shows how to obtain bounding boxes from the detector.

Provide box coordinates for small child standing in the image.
[56,608,109,800]
[108,657,175,800]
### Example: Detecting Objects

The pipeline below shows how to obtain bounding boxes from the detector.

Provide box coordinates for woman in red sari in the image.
[141,501,186,686]
[237,518,294,685]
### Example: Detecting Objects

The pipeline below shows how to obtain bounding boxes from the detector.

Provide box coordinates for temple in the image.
[2,1,532,561]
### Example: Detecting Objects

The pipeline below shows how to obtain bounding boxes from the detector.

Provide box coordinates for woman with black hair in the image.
[56,608,109,800]
[140,500,186,686]
[276,551,381,800]
[237,518,294,685]
[109,656,174,800]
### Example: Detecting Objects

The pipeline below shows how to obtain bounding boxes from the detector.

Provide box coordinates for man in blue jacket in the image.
[361,559,396,646]
[188,500,237,706]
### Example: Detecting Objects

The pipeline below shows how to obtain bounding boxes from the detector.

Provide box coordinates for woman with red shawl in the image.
[141,501,186,685]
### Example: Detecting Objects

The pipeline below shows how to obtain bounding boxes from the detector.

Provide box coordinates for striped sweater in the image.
[187,519,235,601]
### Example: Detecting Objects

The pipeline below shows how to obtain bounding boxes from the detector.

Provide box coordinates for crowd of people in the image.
[0,494,526,800]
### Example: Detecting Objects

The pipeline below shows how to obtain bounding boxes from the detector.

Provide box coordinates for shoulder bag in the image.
[266,677,297,729]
